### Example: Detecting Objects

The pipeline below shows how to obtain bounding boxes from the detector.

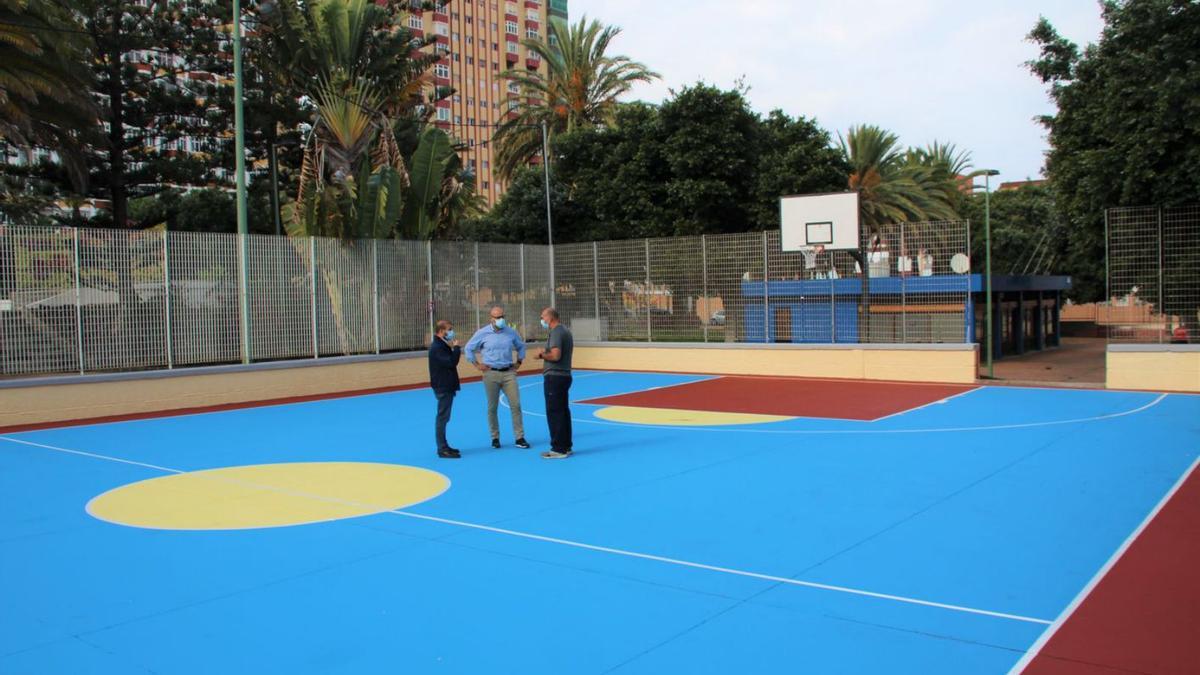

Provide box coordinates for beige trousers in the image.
[482,368,524,439]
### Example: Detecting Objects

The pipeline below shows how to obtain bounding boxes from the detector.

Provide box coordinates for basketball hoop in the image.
[800,245,824,270]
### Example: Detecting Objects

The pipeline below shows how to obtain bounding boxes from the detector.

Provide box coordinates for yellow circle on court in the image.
[86,462,449,531]
[594,405,794,426]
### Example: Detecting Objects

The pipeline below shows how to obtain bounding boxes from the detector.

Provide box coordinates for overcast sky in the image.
[567,1,1105,185]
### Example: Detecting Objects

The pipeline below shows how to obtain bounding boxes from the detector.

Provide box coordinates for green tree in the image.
[0,0,94,186]
[494,16,658,180]
[750,110,849,228]
[1027,0,1200,302]
[961,183,1065,276]
[840,125,965,231]
[259,0,439,240]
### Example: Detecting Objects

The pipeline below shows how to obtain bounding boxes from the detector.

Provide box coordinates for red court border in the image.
[578,375,978,421]
[1019,459,1200,675]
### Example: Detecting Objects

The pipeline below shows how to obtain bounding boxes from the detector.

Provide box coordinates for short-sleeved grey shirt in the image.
[544,324,573,375]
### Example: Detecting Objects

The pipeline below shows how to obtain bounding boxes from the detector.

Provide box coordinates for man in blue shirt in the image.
[464,305,531,449]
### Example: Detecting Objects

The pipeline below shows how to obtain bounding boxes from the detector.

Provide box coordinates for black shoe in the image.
[437,448,461,459]
[491,438,501,449]
[515,438,531,449]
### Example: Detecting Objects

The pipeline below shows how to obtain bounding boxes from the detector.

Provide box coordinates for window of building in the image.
[483,160,490,169]
[436,108,450,121]
[468,118,475,125]
[453,95,462,103]
[483,180,490,189]
[434,64,450,79]
[469,139,476,147]
[507,42,518,54]
[526,9,538,21]
[434,22,448,36]
[454,115,462,124]
[526,29,539,40]
[466,36,473,45]
[408,16,422,29]
[505,20,517,34]
[467,56,474,65]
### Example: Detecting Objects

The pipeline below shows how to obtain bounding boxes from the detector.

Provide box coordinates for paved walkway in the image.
[983,337,1107,387]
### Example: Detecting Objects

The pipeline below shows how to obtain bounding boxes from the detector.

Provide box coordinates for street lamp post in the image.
[233,0,250,363]
[981,169,999,379]
[541,120,555,308]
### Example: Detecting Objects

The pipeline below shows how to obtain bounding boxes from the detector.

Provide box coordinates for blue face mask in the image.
[493,318,507,330]
[540,319,550,329]
[444,329,455,340]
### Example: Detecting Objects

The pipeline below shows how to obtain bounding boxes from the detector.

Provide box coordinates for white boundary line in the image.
[1005,453,1200,673]
[868,386,984,423]
[1,435,1051,626]
[509,375,1168,435]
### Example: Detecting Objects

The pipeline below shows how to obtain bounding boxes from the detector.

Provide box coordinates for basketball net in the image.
[800,245,824,270]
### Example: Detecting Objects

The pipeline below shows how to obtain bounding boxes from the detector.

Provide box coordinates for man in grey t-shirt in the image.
[535,307,573,458]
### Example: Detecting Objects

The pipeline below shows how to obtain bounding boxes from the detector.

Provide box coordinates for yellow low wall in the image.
[572,343,978,384]
[0,356,540,431]
[0,343,977,430]
[1107,346,1200,392]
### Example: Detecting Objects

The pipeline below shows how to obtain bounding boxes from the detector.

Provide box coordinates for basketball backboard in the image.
[780,191,861,251]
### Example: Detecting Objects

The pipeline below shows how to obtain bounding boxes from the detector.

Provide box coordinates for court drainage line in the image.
[1,435,1052,626]
[1005,453,1200,674]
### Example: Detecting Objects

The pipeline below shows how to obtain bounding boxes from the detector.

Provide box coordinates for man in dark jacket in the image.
[429,320,462,459]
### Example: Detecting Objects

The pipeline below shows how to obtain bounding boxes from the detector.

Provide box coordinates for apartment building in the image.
[408,0,566,205]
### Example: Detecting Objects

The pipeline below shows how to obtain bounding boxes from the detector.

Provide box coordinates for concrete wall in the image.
[573,343,978,384]
[1107,345,1200,393]
[0,343,979,431]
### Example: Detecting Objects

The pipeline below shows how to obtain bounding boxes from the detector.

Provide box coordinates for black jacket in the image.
[428,337,462,393]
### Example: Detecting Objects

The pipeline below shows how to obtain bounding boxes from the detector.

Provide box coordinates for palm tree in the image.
[0,0,94,186]
[839,125,966,230]
[493,16,658,180]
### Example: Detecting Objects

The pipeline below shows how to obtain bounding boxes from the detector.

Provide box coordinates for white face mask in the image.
[493,317,507,329]
[444,329,455,340]
[540,319,550,329]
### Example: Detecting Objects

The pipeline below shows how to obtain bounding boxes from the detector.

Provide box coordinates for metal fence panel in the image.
[1,219,981,381]
[1108,205,1199,343]
[523,243,552,344]
[314,237,376,357]
[648,235,706,342]
[246,234,312,361]
[478,242,527,338]
[430,240,476,342]
[377,238,430,352]
[0,225,80,375]
[594,239,652,342]
[553,242,599,339]
[703,231,766,342]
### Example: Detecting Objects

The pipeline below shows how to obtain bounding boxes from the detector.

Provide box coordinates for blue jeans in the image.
[435,390,455,450]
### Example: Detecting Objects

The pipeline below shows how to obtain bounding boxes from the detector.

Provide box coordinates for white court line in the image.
[511,377,1168,434]
[1005,453,1200,673]
[868,386,984,423]
[1,435,1051,626]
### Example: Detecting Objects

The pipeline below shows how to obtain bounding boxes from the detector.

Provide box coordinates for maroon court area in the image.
[578,376,977,421]
[1022,464,1200,675]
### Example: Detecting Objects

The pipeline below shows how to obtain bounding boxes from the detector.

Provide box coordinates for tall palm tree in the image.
[493,16,658,180]
[839,125,965,230]
[0,0,94,186]
[262,0,443,240]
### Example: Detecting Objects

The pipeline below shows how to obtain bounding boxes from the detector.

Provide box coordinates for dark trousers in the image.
[435,390,455,450]
[543,373,573,452]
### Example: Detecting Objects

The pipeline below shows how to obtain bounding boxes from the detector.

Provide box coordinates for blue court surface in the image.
[1,370,1198,674]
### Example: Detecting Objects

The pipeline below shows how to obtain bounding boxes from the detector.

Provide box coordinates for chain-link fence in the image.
[1107,205,1200,344]
[1,220,973,378]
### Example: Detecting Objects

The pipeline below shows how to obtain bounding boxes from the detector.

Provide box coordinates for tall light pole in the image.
[540,120,555,308]
[233,0,250,363]
[981,169,999,378]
